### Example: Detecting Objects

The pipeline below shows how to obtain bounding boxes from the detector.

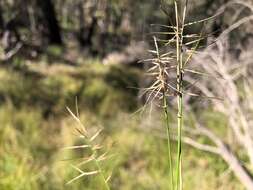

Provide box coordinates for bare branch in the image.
[181,136,220,154]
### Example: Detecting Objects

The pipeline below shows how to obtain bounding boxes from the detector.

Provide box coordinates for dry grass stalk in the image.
[143,0,227,189]
[65,106,112,190]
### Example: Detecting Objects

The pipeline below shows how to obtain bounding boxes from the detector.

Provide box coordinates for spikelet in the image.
[65,107,112,190]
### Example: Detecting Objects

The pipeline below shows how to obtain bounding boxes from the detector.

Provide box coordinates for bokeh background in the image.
[1,0,253,189]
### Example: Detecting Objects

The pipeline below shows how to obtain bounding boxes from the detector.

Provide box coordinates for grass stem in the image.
[85,138,111,190]
[163,95,174,189]
[175,1,184,189]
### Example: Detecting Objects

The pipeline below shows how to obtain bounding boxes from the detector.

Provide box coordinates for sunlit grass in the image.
[0,58,244,190]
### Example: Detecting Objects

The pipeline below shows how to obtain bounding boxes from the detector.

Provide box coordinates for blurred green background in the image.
[0,0,252,189]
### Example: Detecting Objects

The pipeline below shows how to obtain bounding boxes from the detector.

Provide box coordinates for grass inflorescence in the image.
[144,0,220,189]
[64,1,221,189]
[65,106,112,190]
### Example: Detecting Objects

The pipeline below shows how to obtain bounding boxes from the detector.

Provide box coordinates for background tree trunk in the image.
[37,0,62,45]
[78,1,97,48]
[78,1,86,47]
[0,2,4,30]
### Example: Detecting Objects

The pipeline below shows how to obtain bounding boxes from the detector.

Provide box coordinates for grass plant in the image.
[64,1,221,189]
[145,0,221,189]
[65,106,112,190]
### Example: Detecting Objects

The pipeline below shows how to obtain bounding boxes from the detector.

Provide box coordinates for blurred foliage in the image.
[2,0,246,55]
[0,59,140,117]
[0,105,243,190]
[0,57,244,190]
[0,0,252,189]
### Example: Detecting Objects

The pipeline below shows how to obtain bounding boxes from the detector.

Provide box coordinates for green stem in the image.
[176,94,183,190]
[86,139,111,190]
[163,95,174,190]
[175,1,184,189]
[93,155,111,190]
